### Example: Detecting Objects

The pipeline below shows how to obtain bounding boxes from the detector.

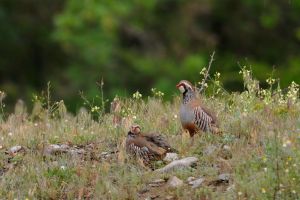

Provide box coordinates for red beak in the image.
[176,83,181,88]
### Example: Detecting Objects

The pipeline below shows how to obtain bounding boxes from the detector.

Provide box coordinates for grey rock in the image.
[155,157,198,173]
[187,176,196,182]
[43,144,69,155]
[223,145,231,150]
[218,173,230,182]
[163,153,179,162]
[189,177,205,189]
[8,145,23,154]
[167,176,183,188]
[69,148,85,156]
[101,151,109,156]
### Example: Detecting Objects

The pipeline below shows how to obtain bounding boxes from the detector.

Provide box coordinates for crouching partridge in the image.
[126,124,176,166]
[176,80,221,137]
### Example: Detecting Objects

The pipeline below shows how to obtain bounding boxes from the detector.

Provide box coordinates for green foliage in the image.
[1,0,300,113]
[51,0,300,110]
[45,166,76,184]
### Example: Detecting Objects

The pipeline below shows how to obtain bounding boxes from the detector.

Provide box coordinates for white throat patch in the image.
[179,85,185,93]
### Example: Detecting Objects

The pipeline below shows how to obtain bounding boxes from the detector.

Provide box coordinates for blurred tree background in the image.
[1,0,300,112]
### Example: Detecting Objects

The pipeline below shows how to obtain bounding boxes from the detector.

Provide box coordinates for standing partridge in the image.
[176,80,221,137]
[125,124,175,166]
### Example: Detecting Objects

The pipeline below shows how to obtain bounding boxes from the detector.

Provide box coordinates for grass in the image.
[0,68,299,199]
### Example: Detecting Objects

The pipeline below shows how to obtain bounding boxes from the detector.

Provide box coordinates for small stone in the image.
[187,177,196,182]
[8,145,23,154]
[150,194,159,199]
[189,177,205,189]
[167,176,183,188]
[69,148,85,156]
[43,144,69,155]
[163,153,179,162]
[223,145,231,150]
[218,173,230,182]
[101,151,109,156]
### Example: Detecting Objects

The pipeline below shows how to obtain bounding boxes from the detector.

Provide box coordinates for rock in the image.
[204,145,217,156]
[43,144,69,155]
[155,157,198,173]
[101,151,109,156]
[100,151,112,159]
[187,177,196,182]
[8,145,23,154]
[208,173,231,187]
[223,145,231,150]
[189,177,205,189]
[163,153,179,162]
[148,179,165,187]
[69,148,85,156]
[218,173,230,182]
[167,176,183,188]
[150,194,160,199]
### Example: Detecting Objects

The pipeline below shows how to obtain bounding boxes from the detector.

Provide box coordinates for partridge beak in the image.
[176,83,180,88]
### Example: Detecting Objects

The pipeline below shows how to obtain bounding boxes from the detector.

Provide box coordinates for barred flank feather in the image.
[127,143,152,165]
[193,107,213,132]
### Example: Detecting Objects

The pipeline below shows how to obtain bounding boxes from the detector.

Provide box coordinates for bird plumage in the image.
[125,125,175,166]
[177,80,221,137]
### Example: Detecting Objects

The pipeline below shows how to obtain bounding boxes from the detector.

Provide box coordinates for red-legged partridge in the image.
[176,80,221,137]
[126,125,175,166]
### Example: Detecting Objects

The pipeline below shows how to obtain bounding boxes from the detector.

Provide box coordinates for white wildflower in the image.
[133,91,142,100]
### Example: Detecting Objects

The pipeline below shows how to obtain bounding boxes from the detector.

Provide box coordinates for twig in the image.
[199,51,215,93]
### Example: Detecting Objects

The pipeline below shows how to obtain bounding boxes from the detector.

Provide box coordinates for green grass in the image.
[0,69,299,199]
